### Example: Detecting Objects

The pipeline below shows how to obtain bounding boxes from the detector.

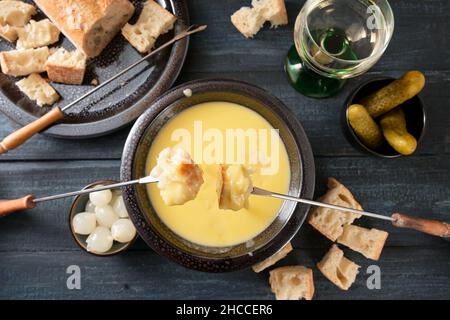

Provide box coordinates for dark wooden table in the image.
[0,0,449,300]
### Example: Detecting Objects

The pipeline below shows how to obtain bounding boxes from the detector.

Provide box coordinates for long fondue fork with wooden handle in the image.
[252,187,450,238]
[0,25,207,155]
[0,176,158,217]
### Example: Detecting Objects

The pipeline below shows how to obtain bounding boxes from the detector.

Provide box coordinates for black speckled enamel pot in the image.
[121,79,315,272]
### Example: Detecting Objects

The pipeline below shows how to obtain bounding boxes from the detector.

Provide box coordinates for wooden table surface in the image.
[0,0,449,300]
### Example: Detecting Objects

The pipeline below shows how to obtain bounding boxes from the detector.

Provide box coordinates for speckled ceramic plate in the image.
[121,79,315,272]
[0,0,189,138]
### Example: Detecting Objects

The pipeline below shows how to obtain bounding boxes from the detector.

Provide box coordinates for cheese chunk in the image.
[16,73,59,106]
[0,47,49,76]
[150,148,204,206]
[16,19,60,49]
[0,0,36,27]
[122,0,176,53]
[46,48,86,85]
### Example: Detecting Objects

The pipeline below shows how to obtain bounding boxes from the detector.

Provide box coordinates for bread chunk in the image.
[16,19,60,49]
[252,242,292,273]
[16,73,59,106]
[308,177,362,241]
[0,47,49,76]
[317,245,360,290]
[337,225,389,261]
[150,148,204,206]
[269,266,314,300]
[0,25,18,42]
[46,48,86,85]
[122,0,176,53]
[0,1,36,27]
[34,0,135,58]
[217,164,253,211]
[231,0,287,38]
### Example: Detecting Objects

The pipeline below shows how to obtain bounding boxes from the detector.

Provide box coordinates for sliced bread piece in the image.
[231,0,287,38]
[308,177,363,241]
[0,47,49,76]
[252,0,288,27]
[16,73,59,106]
[337,225,389,261]
[0,0,36,27]
[46,48,86,85]
[16,19,60,49]
[0,25,18,42]
[122,0,176,53]
[252,242,293,273]
[317,244,360,290]
[269,266,314,300]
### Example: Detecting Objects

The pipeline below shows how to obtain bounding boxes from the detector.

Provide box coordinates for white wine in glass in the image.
[285,0,394,98]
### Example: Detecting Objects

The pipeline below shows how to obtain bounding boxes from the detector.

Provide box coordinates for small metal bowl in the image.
[344,77,426,158]
[69,180,137,256]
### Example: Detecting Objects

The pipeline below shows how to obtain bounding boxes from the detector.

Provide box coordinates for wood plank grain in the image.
[0,247,448,299]
[0,157,448,252]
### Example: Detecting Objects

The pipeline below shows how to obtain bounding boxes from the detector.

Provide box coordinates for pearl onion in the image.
[112,195,128,218]
[111,219,136,243]
[72,212,96,235]
[84,200,96,213]
[89,189,112,206]
[95,205,118,228]
[86,226,113,253]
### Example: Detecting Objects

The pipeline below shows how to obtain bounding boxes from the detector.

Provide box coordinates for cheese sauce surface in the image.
[146,102,290,247]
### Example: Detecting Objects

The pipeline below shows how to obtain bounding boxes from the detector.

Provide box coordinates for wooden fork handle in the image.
[0,195,36,217]
[0,107,64,155]
[392,213,450,238]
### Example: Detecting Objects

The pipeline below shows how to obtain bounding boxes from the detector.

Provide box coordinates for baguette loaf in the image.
[317,244,360,290]
[0,47,49,76]
[16,19,60,49]
[34,0,135,58]
[0,0,36,27]
[269,266,314,300]
[308,177,362,241]
[252,242,293,273]
[231,0,288,38]
[46,48,86,85]
[337,225,389,261]
[16,73,59,106]
[122,0,176,53]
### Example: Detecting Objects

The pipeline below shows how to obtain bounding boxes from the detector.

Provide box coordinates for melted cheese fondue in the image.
[146,101,290,247]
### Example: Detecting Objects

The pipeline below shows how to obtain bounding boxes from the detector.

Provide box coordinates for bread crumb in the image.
[183,88,192,97]
[90,78,99,86]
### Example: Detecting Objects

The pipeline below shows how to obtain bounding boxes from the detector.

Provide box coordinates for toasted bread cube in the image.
[16,73,59,106]
[308,178,363,241]
[0,1,36,27]
[0,47,49,76]
[46,48,86,85]
[317,245,360,290]
[252,242,293,273]
[231,0,287,38]
[338,225,389,261]
[269,266,314,300]
[150,148,204,206]
[0,25,18,42]
[16,19,60,49]
[217,164,253,211]
[122,0,176,53]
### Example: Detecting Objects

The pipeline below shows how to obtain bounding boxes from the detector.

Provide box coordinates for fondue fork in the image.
[0,176,158,217]
[252,187,450,238]
[0,25,207,155]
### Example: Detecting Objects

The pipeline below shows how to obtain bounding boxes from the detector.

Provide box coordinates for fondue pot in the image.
[120,79,315,272]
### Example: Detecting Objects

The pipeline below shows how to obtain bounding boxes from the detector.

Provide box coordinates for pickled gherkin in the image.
[380,108,417,155]
[347,104,383,150]
[361,71,425,118]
